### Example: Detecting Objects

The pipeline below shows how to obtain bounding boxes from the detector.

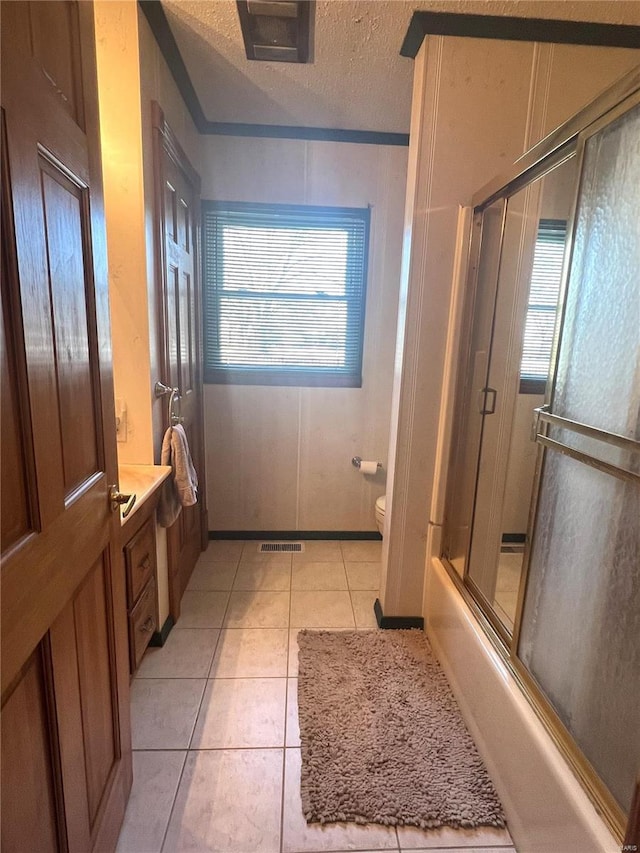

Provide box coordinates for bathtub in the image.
[424,556,621,853]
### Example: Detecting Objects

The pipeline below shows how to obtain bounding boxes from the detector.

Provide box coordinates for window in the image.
[202,201,370,386]
[519,218,567,394]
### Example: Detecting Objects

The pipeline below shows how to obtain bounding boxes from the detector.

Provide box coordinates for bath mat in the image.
[297,629,506,830]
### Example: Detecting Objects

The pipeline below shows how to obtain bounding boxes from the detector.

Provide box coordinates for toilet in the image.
[375,495,386,536]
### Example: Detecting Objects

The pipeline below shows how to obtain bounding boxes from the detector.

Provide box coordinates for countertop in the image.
[118,463,172,527]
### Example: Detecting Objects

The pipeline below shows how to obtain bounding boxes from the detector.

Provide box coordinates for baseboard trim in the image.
[374,598,424,630]
[150,615,174,647]
[209,530,382,541]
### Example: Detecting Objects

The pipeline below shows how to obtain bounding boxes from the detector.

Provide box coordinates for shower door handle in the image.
[478,387,497,415]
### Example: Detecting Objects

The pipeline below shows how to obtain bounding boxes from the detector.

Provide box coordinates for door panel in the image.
[1,647,61,852]
[74,556,118,825]
[50,554,122,847]
[28,1,84,129]
[0,155,36,553]
[40,155,101,496]
[1,2,131,847]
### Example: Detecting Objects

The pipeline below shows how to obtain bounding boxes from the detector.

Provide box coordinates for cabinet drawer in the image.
[124,516,156,607]
[128,578,157,673]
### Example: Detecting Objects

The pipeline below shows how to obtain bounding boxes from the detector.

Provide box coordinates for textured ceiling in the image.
[160,0,640,134]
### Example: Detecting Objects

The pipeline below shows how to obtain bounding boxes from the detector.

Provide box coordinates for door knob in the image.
[109,485,136,517]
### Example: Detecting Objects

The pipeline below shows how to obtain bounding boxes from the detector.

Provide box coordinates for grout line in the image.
[158,749,188,853]
[283,559,294,853]
[279,727,287,853]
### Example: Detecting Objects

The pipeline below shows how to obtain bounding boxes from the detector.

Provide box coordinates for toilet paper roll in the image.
[359,460,379,475]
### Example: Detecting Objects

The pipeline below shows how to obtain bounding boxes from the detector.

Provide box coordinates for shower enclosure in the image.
[442,68,640,839]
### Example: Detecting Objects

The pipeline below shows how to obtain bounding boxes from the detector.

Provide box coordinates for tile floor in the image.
[118,539,516,853]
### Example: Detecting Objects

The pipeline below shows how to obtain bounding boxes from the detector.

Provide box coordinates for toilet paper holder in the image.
[352,456,382,471]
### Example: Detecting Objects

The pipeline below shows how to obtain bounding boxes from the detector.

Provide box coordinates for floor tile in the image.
[130,679,205,749]
[233,562,291,591]
[137,629,220,679]
[290,591,355,628]
[292,540,343,562]
[224,590,290,628]
[288,629,300,677]
[396,825,513,849]
[211,628,289,678]
[282,748,397,852]
[116,750,186,853]
[285,678,300,747]
[163,749,283,853]
[291,562,348,591]
[179,591,230,628]
[345,561,382,591]
[350,591,379,628]
[187,561,238,591]
[341,540,383,561]
[201,540,245,562]
[191,677,286,749]
[241,543,294,565]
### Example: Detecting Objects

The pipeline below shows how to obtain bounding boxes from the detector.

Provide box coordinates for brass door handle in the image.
[109,485,136,517]
[140,616,154,633]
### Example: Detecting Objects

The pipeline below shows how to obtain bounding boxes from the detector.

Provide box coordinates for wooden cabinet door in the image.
[1,2,131,848]
[153,104,206,618]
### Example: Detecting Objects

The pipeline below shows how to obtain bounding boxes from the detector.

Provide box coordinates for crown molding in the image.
[138,0,410,146]
[401,10,640,59]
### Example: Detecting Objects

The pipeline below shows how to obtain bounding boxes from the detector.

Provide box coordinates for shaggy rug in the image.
[297,629,506,830]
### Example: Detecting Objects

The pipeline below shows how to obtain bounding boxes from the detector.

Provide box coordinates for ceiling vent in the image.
[237,1,314,63]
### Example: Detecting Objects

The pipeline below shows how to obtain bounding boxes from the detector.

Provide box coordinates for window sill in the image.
[204,368,363,388]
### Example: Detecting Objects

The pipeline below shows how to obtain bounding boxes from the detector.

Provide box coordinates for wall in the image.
[95,4,204,627]
[200,136,407,531]
[381,38,639,617]
[95,1,154,463]
[94,3,203,463]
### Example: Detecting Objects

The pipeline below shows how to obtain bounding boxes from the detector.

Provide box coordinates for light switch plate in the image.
[115,398,127,442]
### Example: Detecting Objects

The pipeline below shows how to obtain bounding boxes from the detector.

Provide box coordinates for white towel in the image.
[158,425,198,528]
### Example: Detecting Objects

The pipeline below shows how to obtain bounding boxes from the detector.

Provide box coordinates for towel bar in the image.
[154,381,183,426]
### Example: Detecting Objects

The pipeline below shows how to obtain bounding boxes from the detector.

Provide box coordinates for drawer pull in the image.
[140,616,154,633]
[140,556,151,571]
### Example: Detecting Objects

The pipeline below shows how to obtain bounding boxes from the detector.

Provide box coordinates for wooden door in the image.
[1,3,131,849]
[153,103,207,620]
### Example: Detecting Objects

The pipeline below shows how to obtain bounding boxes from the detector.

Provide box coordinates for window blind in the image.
[520,219,567,393]
[202,202,370,387]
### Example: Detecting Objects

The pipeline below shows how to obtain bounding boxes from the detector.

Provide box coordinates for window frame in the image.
[201,200,371,388]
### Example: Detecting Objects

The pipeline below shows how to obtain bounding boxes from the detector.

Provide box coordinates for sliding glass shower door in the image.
[518,101,640,818]
[442,70,640,838]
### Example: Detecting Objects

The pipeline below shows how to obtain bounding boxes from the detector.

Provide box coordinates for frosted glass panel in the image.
[519,456,640,812]
[553,104,640,439]
[519,103,640,815]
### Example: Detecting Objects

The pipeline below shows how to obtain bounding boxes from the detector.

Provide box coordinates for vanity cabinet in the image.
[123,514,158,673]
[117,463,171,675]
